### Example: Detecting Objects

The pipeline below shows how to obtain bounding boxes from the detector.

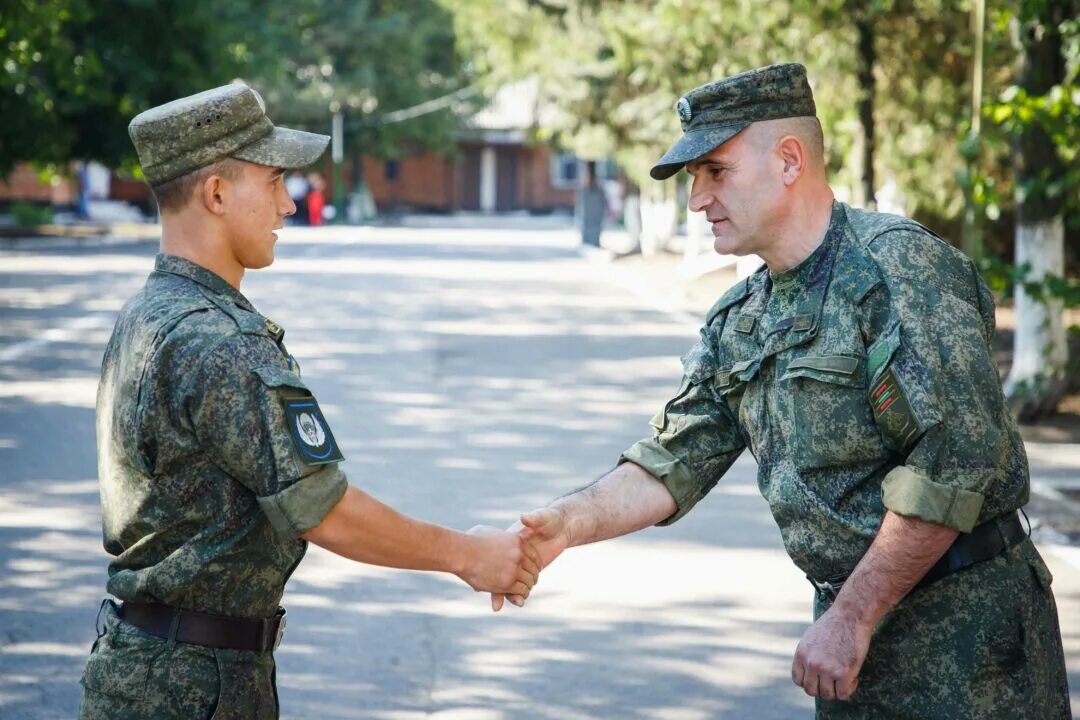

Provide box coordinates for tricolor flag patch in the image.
[869,368,920,452]
[871,374,898,416]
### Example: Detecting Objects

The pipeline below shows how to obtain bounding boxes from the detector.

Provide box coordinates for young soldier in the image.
[81,84,539,719]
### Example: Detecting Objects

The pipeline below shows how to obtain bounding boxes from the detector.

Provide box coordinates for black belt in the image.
[808,510,1028,601]
[120,601,287,652]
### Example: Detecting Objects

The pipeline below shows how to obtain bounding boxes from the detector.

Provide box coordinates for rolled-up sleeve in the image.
[187,336,348,537]
[865,264,1013,532]
[620,331,745,526]
[257,463,348,536]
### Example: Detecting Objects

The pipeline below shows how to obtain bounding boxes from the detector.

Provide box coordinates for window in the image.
[550,153,579,189]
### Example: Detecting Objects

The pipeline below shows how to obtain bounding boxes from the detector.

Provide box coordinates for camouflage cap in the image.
[650,62,817,180]
[128,83,330,185]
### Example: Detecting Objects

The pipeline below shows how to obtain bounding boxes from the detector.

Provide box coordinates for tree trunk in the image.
[640,182,676,257]
[684,174,709,263]
[855,11,876,209]
[1003,1,1068,420]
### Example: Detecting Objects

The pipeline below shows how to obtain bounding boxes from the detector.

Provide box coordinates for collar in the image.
[732,202,847,361]
[154,254,256,313]
[769,201,844,292]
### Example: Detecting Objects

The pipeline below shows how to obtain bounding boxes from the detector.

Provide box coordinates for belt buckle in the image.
[273,609,287,651]
[807,576,843,601]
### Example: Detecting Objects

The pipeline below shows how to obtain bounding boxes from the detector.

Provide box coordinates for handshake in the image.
[456,506,569,612]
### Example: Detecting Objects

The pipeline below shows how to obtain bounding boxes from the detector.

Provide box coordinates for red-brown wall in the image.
[0,164,77,204]
[1,144,578,216]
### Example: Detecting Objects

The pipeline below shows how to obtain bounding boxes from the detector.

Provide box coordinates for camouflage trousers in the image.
[814,538,1071,719]
[78,600,279,720]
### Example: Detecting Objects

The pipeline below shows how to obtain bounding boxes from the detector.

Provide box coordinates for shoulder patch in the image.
[282,397,344,465]
[706,277,750,325]
[869,368,921,453]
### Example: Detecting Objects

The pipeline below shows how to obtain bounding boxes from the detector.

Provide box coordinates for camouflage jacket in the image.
[622,202,1029,582]
[95,254,347,618]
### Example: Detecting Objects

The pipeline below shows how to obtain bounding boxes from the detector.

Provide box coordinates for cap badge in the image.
[676,97,692,124]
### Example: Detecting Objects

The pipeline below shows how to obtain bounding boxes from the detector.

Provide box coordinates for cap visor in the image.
[649,122,751,180]
[230,126,331,170]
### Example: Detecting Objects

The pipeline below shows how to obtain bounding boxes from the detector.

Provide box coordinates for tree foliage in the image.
[254,0,471,161]
[0,0,470,177]
[441,0,1076,238]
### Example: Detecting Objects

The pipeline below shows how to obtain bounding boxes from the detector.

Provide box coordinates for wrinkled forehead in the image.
[685,126,754,171]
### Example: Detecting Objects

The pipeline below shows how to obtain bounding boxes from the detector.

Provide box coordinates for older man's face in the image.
[685,124,786,258]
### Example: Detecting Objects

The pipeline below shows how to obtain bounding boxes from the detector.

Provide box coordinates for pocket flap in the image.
[252,365,310,395]
[714,357,761,394]
[731,357,761,381]
[781,358,863,388]
[787,355,860,375]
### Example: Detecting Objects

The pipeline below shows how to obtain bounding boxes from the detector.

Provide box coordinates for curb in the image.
[0,231,158,251]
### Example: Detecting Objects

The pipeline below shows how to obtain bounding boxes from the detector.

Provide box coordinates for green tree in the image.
[0,0,278,176]
[0,0,471,181]
[996,0,1079,419]
[254,0,473,201]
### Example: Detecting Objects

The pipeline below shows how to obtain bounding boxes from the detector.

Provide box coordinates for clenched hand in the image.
[791,605,872,701]
[455,525,541,597]
[491,506,571,611]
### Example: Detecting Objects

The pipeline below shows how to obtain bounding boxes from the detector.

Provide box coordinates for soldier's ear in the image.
[777,135,807,186]
[200,173,223,215]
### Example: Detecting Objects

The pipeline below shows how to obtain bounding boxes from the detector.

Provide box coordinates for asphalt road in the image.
[0,225,1076,719]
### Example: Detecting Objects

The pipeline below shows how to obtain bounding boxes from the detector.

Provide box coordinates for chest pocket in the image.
[781,353,883,472]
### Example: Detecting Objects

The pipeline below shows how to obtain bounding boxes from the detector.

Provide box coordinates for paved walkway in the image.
[0,225,1075,718]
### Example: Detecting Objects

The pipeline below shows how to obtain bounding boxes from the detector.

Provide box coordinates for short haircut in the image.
[753,117,826,166]
[150,158,244,213]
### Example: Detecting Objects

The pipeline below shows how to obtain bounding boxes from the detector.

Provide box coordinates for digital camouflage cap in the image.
[650,62,817,180]
[128,83,330,185]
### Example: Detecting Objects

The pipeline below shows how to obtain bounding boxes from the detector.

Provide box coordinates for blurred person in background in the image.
[306,171,325,226]
[284,171,309,225]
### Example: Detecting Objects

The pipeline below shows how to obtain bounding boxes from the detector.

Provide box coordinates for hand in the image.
[491,505,571,612]
[455,525,540,596]
[791,605,873,701]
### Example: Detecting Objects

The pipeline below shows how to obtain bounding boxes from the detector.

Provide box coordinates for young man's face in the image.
[221,162,296,269]
[685,125,785,258]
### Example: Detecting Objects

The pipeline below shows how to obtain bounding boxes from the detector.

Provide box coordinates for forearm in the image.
[553,461,677,548]
[302,486,467,574]
[831,510,958,627]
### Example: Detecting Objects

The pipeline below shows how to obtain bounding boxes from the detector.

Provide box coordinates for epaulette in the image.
[196,285,268,336]
[832,233,885,305]
[862,227,977,308]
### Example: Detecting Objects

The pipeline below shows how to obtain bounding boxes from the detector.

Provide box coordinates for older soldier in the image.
[497,63,1071,718]
[81,84,540,719]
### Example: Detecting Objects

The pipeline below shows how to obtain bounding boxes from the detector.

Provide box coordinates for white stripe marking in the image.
[0,313,114,363]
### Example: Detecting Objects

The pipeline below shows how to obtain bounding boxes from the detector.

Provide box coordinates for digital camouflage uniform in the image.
[81,85,342,720]
[81,255,348,719]
[621,202,1071,719]
[631,64,1072,719]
